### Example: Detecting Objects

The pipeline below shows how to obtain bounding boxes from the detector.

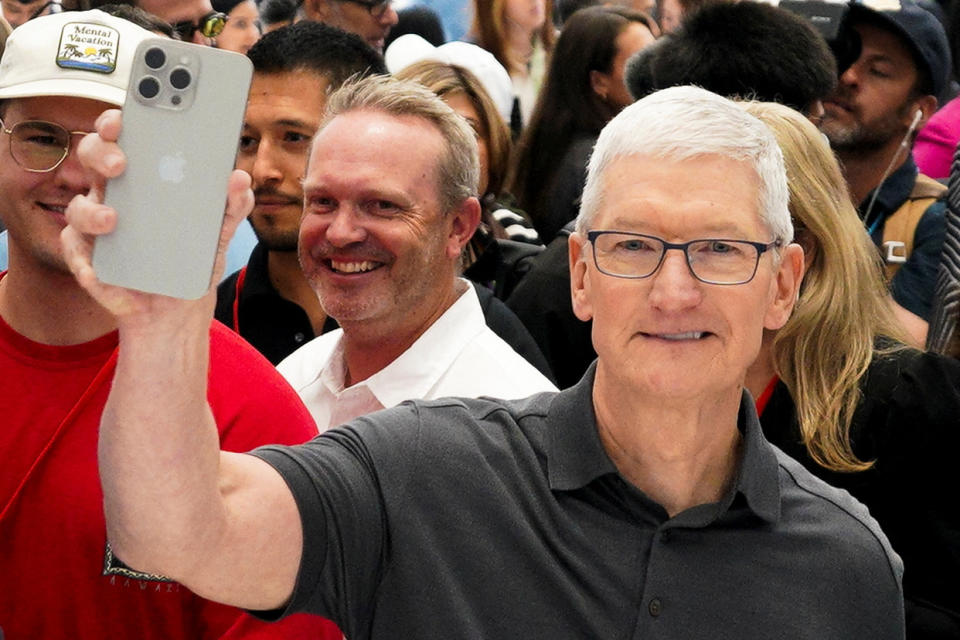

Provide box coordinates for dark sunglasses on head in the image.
[172,11,227,40]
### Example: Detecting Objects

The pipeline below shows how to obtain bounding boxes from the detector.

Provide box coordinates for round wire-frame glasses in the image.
[0,116,92,173]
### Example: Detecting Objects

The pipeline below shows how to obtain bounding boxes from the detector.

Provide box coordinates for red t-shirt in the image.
[0,305,339,640]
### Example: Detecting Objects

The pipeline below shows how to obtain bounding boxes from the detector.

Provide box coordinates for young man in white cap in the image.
[0,10,332,640]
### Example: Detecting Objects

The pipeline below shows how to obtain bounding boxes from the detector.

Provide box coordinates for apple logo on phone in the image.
[158,152,187,184]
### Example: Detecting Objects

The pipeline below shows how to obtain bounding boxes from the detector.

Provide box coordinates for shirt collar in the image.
[545,363,618,491]
[545,364,781,524]
[238,242,276,302]
[321,281,485,407]
[732,394,781,524]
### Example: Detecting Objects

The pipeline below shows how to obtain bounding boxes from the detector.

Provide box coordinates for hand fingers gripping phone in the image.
[93,38,253,299]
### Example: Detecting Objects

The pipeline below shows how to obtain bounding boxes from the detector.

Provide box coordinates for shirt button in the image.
[648,598,662,617]
[294,332,305,343]
[660,530,671,543]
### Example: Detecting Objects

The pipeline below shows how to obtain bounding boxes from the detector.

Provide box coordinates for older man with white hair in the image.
[63,82,904,639]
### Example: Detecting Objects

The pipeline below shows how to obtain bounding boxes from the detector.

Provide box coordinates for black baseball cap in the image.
[846,0,950,98]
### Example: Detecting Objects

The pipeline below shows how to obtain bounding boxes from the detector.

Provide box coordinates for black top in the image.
[760,347,960,638]
[506,225,595,388]
[533,134,596,244]
[252,367,903,639]
[215,243,338,365]
[860,157,947,321]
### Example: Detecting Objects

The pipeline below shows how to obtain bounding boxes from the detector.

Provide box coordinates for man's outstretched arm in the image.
[63,109,302,611]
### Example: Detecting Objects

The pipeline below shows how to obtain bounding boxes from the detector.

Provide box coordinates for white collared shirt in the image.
[277,282,557,430]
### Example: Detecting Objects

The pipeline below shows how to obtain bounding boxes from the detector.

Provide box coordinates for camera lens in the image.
[169,68,191,90]
[138,76,161,99]
[144,47,165,70]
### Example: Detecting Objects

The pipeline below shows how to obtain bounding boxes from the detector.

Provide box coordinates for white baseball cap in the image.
[0,10,155,106]
[385,34,515,123]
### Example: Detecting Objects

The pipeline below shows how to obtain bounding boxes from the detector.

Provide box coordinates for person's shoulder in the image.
[507,232,571,296]
[916,192,947,231]
[213,269,241,325]
[322,392,555,473]
[854,347,960,446]
[395,392,557,451]
[276,329,343,387]
[773,447,902,578]
[207,321,319,448]
[863,346,960,406]
[442,323,558,397]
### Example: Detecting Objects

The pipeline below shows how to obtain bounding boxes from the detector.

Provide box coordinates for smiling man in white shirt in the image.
[277,76,555,428]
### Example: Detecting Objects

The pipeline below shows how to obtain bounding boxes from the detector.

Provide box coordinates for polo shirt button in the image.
[648,598,662,617]
[294,332,305,343]
[660,530,671,543]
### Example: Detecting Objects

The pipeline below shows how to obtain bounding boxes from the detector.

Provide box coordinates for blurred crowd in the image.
[2,0,960,638]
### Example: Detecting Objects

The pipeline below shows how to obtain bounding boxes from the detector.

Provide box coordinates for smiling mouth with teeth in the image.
[648,332,707,341]
[330,259,381,274]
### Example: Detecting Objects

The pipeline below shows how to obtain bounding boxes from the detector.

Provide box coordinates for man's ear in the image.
[569,231,594,322]
[910,95,938,129]
[303,0,330,20]
[445,197,482,259]
[763,242,805,331]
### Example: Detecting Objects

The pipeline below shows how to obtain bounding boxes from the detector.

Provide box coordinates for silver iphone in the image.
[94,38,252,299]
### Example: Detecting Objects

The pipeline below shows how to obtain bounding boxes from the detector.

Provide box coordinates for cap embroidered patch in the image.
[56,21,120,74]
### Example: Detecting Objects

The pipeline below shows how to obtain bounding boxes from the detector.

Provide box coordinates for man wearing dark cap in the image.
[819,0,951,347]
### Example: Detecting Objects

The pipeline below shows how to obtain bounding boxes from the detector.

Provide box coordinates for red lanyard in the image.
[755,375,780,417]
[231,266,247,334]
[0,347,119,525]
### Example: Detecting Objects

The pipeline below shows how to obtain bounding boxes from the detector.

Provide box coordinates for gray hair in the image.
[576,85,792,244]
[319,74,480,214]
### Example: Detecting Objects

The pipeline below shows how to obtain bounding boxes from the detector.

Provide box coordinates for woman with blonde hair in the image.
[468,0,555,130]
[742,100,960,637]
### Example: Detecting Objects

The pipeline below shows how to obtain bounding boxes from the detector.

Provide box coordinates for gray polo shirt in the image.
[252,367,904,639]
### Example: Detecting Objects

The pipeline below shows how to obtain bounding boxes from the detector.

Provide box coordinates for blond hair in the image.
[742,101,909,472]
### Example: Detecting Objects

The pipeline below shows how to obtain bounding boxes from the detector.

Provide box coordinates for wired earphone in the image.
[863,108,924,234]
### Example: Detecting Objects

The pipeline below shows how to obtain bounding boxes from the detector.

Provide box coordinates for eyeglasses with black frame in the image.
[586,230,782,285]
[172,11,228,40]
[0,116,92,173]
[339,0,393,18]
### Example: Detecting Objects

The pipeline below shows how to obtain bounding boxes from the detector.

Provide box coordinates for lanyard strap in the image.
[0,347,119,525]
[231,266,247,334]
[754,375,780,417]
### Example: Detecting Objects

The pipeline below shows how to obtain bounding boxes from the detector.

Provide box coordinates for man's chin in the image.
[820,120,862,150]
[250,230,300,252]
